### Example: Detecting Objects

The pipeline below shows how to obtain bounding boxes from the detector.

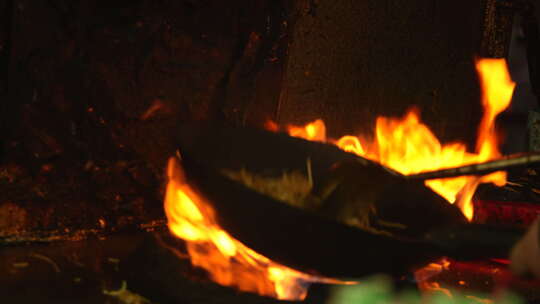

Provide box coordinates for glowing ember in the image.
[164,157,349,300]
[419,282,454,298]
[413,261,458,300]
[286,58,515,220]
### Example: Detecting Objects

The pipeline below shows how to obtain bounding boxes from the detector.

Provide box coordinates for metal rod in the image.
[406,152,540,180]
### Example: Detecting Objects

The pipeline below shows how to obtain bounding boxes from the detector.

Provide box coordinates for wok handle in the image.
[406,152,540,181]
[424,224,524,260]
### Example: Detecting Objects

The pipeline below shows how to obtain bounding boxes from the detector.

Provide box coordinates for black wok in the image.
[173,123,523,278]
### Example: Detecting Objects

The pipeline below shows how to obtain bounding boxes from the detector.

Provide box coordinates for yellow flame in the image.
[164,58,514,299]
[287,119,326,142]
[287,58,515,221]
[164,157,350,300]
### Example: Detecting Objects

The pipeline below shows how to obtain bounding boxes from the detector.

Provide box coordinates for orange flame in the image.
[164,58,514,299]
[287,119,326,142]
[287,58,515,220]
[414,258,452,297]
[419,282,454,298]
[164,157,350,300]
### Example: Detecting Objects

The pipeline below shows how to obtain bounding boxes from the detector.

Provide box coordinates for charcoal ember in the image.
[0,154,165,239]
[473,200,540,228]
[418,259,540,303]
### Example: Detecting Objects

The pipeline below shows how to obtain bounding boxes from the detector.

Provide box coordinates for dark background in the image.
[1,1,540,303]
[0,0,538,238]
[0,0,291,238]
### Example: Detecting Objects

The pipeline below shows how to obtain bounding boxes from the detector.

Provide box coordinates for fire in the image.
[419,282,454,298]
[286,58,515,220]
[414,258,452,297]
[287,119,326,142]
[163,58,513,299]
[164,157,348,300]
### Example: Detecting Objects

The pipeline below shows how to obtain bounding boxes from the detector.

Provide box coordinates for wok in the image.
[174,123,525,278]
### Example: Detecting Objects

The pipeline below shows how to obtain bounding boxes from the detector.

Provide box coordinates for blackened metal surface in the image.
[176,125,441,277]
[279,0,491,146]
[480,0,515,58]
[173,124,524,277]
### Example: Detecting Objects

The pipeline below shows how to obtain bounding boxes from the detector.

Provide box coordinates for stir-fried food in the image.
[222,168,315,210]
[222,161,397,237]
[221,155,468,239]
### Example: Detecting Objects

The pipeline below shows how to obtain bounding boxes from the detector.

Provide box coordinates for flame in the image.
[286,58,515,221]
[141,99,170,120]
[164,157,349,300]
[419,282,454,298]
[163,58,514,299]
[287,119,326,142]
[414,258,451,296]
